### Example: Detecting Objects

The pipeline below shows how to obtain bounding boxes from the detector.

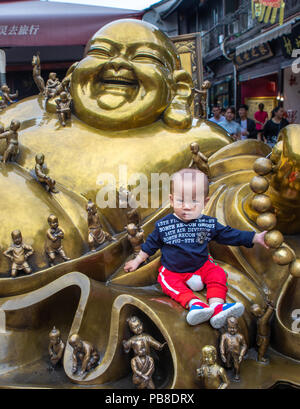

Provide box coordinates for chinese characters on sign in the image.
[259,0,281,6]
[280,25,300,58]
[0,25,40,36]
[234,43,273,69]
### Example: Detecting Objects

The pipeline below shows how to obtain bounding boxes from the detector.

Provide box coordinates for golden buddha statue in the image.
[0,19,299,389]
[0,19,230,272]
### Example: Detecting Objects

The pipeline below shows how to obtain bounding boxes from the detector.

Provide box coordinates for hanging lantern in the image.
[252,0,285,25]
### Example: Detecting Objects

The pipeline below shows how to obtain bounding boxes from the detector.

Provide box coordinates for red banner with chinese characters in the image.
[252,0,285,25]
[0,1,143,47]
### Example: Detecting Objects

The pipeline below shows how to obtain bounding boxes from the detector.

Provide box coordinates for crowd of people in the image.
[208,103,289,147]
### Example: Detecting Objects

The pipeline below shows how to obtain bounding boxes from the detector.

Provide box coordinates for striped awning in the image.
[236,17,299,56]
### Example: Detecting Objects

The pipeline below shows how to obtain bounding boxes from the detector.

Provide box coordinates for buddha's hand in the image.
[253,231,269,249]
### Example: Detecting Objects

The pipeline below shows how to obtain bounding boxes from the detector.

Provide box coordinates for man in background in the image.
[237,104,257,140]
[209,105,225,125]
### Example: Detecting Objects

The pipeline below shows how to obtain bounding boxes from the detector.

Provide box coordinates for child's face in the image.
[50,335,60,345]
[12,233,22,245]
[50,220,58,229]
[129,319,143,335]
[170,179,209,222]
[227,322,237,335]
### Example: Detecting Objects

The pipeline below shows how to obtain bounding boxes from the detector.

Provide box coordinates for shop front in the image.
[281,22,300,123]
[235,15,300,122]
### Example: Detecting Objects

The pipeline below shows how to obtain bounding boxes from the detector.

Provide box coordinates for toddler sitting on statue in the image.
[125,169,268,329]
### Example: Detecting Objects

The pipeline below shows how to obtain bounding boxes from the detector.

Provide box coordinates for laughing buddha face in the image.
[68,19,193,130]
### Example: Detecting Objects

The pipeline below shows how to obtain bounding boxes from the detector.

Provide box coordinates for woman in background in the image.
[263,106,289,147]
[219,107,241,141]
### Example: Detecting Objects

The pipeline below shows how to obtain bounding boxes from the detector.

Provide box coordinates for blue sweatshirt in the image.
[141,213,255,273]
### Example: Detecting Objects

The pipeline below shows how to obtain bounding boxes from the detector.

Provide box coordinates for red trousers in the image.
[157,257,228,309]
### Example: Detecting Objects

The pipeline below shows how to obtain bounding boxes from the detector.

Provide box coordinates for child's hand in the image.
[124,258,141,272]
[253,231,269,249]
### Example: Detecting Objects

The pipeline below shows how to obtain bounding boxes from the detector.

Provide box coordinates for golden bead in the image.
[290,259,300,277]
[273,247,295,265]
[257,212,277,231]
[264,230,284,249]
[252,194,272,213]
[253,158,273,176]
[250,176,269,194]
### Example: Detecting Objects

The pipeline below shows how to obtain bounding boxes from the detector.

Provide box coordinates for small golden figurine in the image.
[196,345,229,389]
[48,326,65,368]
[123,316,166,357]
[1,84,18,108]
[131,339,155,389]
[189,142,211,178]
[55,91,71,127]
[125,223,145,258]
[45,214,70,267]
[220,316,247,381]
[86,200,115,252]
[194,80,211,119]
[35,153,58,193]
[3,230,34,277]
[32,52,45,95]
[45,72,61,100]
[251,300,275,363]
[68,333,100,377]
[119,186,141,226]
[0,119,20,163]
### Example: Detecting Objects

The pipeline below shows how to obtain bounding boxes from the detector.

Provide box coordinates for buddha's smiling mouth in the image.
[100,67,138,88]
[96,72,139,109]
[101,77,138,87]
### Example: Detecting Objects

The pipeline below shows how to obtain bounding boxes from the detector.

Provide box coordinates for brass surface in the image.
[290,259,300,277]
[251,194,272,213]
[253,158,273,175]
[250,176,269,194]
[264,230,284,249]
[272,247,295,265]
[256,212,277,231]
[0,19,298,389]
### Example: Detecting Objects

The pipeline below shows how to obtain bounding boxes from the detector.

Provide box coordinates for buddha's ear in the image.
[163,69,194,130]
